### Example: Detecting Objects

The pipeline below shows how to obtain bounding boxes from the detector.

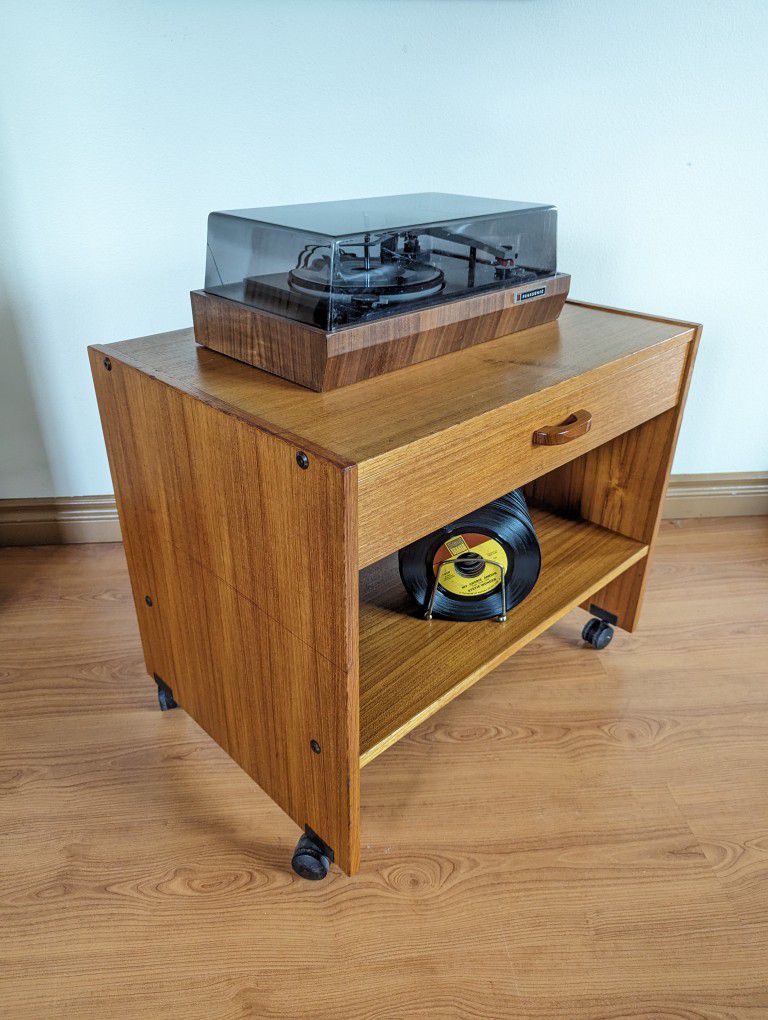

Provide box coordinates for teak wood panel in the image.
[89,349,360,874]
[527,325,701,631]
[327,274,571,358]
[357,336,691,567]
[191,275,570,391]
[97,304,697,469]
[358,509,647,765]
[191,290,330,392]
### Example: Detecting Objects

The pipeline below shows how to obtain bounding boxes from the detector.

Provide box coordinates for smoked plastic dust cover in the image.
[203,192,558,332]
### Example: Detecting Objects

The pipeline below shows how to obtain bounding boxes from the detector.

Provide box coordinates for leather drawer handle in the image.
[532,409,593,446]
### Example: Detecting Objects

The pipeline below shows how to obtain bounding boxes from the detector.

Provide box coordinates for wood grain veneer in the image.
[90,299,699,877]
[89,350,360,874]
[527,324,701,630]
[191,273,570,390]
[98,303,696,468]
[359,509,647,765]
[355,334,690,567]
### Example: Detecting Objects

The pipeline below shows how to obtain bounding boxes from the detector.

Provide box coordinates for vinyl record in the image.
[398,489,541,621]
[288,254,445,305]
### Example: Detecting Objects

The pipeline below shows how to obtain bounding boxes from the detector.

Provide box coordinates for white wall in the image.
[1,0,766,497]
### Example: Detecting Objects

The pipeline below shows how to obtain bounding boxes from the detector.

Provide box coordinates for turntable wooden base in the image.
[90,301,700,876]
[190,272,571,391]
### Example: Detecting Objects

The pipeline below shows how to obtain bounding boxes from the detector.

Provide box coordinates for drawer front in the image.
[357,338,691,567]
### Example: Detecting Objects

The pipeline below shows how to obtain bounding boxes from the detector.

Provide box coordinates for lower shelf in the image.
[358,508,648,767]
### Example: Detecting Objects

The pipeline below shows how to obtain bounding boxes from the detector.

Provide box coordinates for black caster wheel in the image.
[154,674,178,711]
[291,831,331,881]
[582,617,614,650]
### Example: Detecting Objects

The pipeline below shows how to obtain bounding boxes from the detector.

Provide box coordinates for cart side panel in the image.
[526,329,700,631]
[90,348,360,874]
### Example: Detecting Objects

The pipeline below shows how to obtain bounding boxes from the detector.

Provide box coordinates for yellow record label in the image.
[432,532,508,598]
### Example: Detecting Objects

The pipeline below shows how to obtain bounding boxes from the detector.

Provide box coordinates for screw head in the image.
[296,451,309,470]
[144,595,153,607]
[103,357,112,371]
[310,739,321,754]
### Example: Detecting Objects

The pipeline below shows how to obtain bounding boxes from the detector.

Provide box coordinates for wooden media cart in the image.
[90,301,700,878]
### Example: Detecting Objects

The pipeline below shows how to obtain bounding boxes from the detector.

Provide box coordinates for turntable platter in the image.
[288,254,445,305]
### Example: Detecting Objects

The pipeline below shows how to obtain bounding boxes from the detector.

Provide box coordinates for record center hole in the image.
[453,551,486,578]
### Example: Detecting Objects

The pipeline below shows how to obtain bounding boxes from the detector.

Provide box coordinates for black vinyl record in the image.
[398,489,541,621]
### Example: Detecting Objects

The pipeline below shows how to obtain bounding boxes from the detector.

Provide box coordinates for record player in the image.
[191,192,570,390]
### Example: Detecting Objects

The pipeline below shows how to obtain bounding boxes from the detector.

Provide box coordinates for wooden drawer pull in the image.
[532,409,593,446]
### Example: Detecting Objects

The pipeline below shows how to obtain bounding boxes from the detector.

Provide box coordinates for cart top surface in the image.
[94,302,697,467]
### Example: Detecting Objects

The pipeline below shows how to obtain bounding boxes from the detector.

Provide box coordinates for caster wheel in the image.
[582,617,614,650]
[291,833,330,881]
[157,687,177,711]
[154,675,178,711]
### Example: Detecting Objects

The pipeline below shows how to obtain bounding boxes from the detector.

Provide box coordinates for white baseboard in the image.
[1,473,766,547]
[0,495,122,546]
[662,472,768,519]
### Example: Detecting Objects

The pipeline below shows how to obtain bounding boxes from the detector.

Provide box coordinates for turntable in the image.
[191,192,570,390]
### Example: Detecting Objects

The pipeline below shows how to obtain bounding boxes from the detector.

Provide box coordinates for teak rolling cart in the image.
[90,300,700,878]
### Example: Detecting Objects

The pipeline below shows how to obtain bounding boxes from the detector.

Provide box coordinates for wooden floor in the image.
[1,517,767,1018]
